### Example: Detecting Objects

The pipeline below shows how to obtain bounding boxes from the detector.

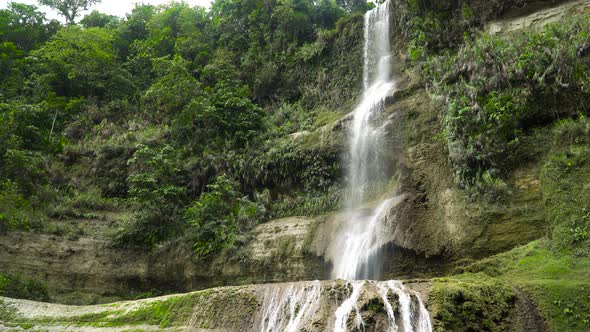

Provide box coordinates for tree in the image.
[186,175,259,258]
[141,55,201,118]
[336,0,368,13]
[0,42,23,98]
[0,103,53,195]
[0,180,30,233]
[38,0,101,25]
[124,144,186,246]
[200,49,264,145]
[0,2,59,51]
[80,10,118,28]
[31,26,129,98]
[121,4,155,42]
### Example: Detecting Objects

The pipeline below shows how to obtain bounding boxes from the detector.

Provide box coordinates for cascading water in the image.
[254,2,433,331]
[253,280,431,332]
[334,281,366,332]
[377,281,433,332]
[256,281,322,332]
[329,0,396,281]
[328,1,434,331]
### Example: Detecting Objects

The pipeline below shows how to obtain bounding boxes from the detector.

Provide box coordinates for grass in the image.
[429,240,590,331]
[460,240,590,331]
[430,273,516,332]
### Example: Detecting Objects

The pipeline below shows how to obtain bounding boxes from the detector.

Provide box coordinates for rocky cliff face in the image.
[0,217,328,304]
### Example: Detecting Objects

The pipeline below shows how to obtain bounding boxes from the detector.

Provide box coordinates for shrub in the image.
[0,273,49,301]
[121,144,186,246]
[46,186,115,220]
[0,180,30,233]
[186,175,261,259]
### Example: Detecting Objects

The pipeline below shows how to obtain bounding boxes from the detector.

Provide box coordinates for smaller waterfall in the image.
[376,281,433,332]
[334,281,365,332]
[332,281,433,332]
[254,281,432,332]
[257,281,322,332]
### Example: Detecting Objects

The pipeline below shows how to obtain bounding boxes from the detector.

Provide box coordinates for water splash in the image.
[329,198,393,280]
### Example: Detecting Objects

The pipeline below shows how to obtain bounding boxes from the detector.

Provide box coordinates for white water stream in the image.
[256,281,431,332]
[257,281,322,332]
[334,281,366,332]
[377,281,433,332]
[256,1,433,331]
[329,0,396,281]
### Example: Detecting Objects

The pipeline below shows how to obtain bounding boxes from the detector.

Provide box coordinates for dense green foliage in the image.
[422,16,590,197]
[0,273,49,301]
[0,0,368,253]
[186,175,261,258]
[0,180,30,233]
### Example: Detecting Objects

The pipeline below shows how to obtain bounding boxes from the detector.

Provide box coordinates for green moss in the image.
[523,280,590,331]
[363,298,386,314]
[274,236,299,260]
[108,294,199,327]
[0,299,18,322]
[542,144,590,254]
[430,273,516,331]
[4,287,260,330]
[447,239,590,331]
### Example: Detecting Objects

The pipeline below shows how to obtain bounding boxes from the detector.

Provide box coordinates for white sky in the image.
[0,0,213,22]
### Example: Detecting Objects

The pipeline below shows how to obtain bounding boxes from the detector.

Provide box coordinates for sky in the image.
[0,0,213,22]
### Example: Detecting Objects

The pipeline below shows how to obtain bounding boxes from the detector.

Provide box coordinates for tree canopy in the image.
[0,0,368,251]
[38,0,102,24]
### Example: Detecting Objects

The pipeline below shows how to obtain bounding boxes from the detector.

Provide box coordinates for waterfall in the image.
[334,281,366,332]
[376,281,433,332]
[254,281,431,332]
[256,281,322,332]
[329,0,396,281]
[326,1,434,330]
[350,0,395,205]
[254,2,433,332]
